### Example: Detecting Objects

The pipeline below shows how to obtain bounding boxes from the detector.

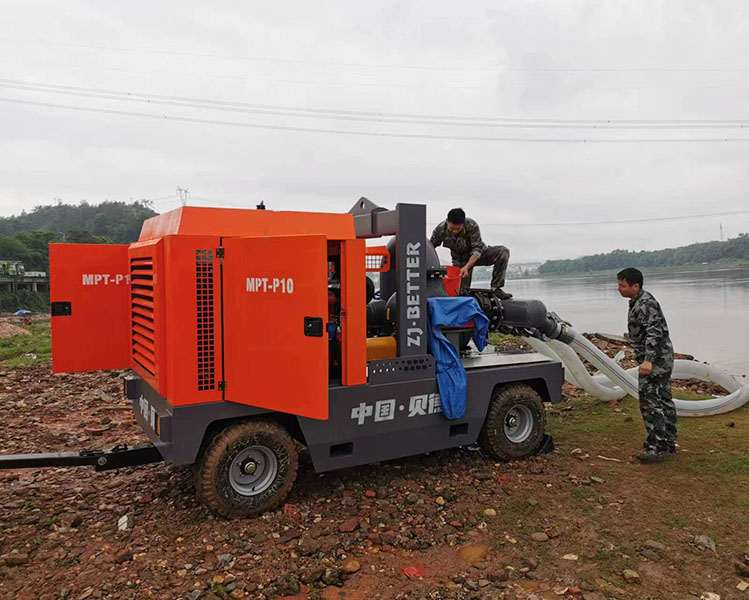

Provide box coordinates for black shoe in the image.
[636,449,671,463]
[493,288,513,300]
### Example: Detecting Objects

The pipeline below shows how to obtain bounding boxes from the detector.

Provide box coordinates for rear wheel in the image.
[195,420,298,518]
[479,383,546,460]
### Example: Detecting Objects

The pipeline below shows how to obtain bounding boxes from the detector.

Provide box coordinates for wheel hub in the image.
[503,405,534,444]
[229,446,278,496]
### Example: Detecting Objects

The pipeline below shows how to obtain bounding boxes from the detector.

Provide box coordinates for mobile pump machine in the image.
[1,198,570,518]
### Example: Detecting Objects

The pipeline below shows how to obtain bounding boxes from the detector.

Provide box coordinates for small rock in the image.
[478,579,491,588]
[189,591,203,600]
[278,528,301,543]
[590,476,605,484]
[735,560,749,577]
[531,532,549,542]
[522,557,539,570]
[218,553,234,565]
[571,448,590,460]
[364,490,376,498]
[275,574,300,596]
[562,554,578,561]
[694,535,717,552]
[642,539,666,552]
[700,593,721,600]
[321,567,343,586]
[2,552,29,566]
[640,549,660,561]
[458,544,489,564]
[229,590,243,599]
[436,496,446,506]
[488,569,509,582]
[406,493,419,504]
[736,581,749,592]
[339,517,360,533]
[115,550,133,564]
[117,513,134,531]
[464,580,479,591]
[622,569,640,583]
[483,508,497,517]
[301,566,325,584]
[342,557,360,573]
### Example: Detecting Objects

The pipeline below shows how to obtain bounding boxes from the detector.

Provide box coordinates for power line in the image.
[2,38,748,74]
[2,78,747,128]
[4,96,749,143]
[428,208,749,228]
[4,58,747,94]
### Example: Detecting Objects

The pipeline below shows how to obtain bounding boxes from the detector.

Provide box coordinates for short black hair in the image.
[447,208,466,225]
[617,267,643,287]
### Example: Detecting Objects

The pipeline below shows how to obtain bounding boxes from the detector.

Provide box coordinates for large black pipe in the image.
[465,291,572,342]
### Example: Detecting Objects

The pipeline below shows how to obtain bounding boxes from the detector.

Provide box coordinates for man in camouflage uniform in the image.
[430,208,512,299]
[617,267,677,462]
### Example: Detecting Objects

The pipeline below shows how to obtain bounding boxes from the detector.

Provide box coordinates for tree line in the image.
[0,201,156,270]
[539,233,749,275]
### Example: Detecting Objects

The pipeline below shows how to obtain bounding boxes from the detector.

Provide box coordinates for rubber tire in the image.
[194,420,298,518]
[479,383,546,461]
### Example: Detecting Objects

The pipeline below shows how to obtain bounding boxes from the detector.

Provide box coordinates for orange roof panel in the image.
[139,206,356,241]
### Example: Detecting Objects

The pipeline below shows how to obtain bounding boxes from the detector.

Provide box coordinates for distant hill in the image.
[539,233,749,275]
[0,200,156,243]
[0,201,157,270]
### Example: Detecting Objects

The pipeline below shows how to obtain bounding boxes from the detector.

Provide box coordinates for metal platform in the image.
[461,346,558,370]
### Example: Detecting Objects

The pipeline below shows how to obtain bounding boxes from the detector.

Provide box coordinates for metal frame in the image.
[0,444,163,471]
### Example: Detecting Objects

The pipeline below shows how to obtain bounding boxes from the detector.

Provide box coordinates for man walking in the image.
[430,208,512,299]
[617,267,677,462]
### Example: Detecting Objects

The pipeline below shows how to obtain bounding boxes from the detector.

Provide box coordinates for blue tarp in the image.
[426,296,490,419]
[13,310,31,316]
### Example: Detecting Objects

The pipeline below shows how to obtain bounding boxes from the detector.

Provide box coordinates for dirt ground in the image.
[1,339,748,600]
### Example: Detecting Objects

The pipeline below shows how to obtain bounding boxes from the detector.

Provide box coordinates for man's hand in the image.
[639,361,653,375]
[459,265,470,279]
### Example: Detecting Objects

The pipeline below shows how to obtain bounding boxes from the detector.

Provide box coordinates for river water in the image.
[476,268,749,377]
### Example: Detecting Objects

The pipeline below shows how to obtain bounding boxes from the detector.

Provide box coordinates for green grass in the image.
[672,388,714,401]
[0,319,51,367]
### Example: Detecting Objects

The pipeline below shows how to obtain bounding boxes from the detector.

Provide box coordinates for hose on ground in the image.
[524,329,749,417]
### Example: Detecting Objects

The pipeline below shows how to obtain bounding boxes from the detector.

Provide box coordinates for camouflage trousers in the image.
[638,371,677,451]
[455,245,510,294]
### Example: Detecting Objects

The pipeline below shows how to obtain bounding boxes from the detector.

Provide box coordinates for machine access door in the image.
[222,235,329,419]
[49,243,131,373]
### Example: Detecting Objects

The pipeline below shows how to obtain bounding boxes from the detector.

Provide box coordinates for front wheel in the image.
[479,383,546,460]
[195,420,298,518]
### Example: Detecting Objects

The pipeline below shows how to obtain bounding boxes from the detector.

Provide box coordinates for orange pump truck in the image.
[0,198,570,518]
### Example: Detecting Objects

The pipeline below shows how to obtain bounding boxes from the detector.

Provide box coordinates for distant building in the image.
[507,262,541,279]
[0,260,25,277]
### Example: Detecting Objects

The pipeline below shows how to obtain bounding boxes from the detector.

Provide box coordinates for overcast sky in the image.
[0,1,748,262]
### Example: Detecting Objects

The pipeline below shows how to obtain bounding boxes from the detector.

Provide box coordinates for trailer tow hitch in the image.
[0,444,164,472]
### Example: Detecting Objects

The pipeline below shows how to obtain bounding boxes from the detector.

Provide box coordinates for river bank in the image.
[509,259,749,281]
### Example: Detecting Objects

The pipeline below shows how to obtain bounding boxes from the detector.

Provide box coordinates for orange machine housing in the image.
[50,206,369,420]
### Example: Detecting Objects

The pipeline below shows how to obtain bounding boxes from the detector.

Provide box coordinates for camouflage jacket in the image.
[430,218,486,264]
[628,289,674,371]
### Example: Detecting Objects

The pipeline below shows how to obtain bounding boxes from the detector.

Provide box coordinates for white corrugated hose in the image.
[526,330,749,417]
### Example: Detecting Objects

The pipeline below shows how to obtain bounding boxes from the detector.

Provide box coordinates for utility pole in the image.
[720,223,724,241]
[176,187,190,206]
